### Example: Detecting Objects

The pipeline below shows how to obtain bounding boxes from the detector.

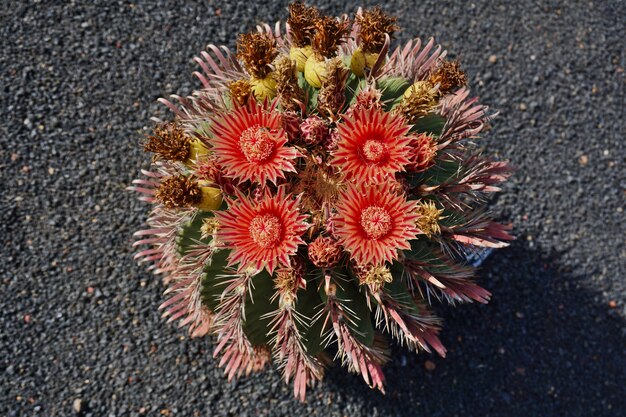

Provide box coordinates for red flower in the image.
[333,183,419,266]
[214,187,308,274]
[332,107,412,183]
[210,100,300,185]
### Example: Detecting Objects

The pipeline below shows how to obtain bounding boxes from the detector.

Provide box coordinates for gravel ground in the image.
[1,1,624,416]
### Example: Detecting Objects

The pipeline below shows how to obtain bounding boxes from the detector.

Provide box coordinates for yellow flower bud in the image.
[350,48,381,77]
[289,46,313,72]
[250,75,277,101]
[304,56,327,88]
[195,182,222,211]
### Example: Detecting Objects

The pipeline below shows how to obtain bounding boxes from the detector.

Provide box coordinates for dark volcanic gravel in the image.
[1,1,624,416]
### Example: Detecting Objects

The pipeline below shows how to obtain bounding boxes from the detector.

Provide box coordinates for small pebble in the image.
[73,398,82,413]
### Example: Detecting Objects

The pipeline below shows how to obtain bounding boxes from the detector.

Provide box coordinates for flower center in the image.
[360,205,392,240]
[249,214,282,249]
[361,139,388,164]
[239,126,275,163]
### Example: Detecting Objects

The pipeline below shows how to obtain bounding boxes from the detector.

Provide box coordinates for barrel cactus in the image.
[130,2,513,401]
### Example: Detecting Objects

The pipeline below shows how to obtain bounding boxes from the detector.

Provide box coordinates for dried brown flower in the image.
[237,32,278,79]
[144,122,191,161]
[274,55,304,111]
[317,57,350,117]
[428,60,467,94]
[228,79,252,106]
[155,175,202,208]
[356,7,399,53]
[287,1,320,47]
[311,15,351,59]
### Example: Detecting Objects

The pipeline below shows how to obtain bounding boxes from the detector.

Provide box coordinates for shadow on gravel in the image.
[322,242,625,416]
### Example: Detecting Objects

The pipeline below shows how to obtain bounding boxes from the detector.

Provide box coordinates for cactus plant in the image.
[130,2,513,401]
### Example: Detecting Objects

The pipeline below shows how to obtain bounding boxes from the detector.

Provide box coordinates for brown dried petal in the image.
[155,175,202,208]
[144,122,190,161]
[357,7,399,53]
[287,1,320,47]
[312,15,351,59]
[429,60,467,94]
[237,32,278,79]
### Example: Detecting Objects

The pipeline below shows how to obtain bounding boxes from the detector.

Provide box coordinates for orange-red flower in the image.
[214,187,308,274]
[210,100,300,185]
[332,107,412,183]
[333,183,419,266]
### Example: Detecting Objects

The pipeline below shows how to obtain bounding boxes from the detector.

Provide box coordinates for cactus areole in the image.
[130,2,513,401]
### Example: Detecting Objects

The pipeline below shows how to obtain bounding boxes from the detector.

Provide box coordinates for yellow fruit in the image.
[350,49,381,77]
[304,56,327,88]
[188,139,209,162]
[250,75,277,101]
[195,183,222,211]
[350,50,366,77]
[365,52,381,68]
[289,46,313,72]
